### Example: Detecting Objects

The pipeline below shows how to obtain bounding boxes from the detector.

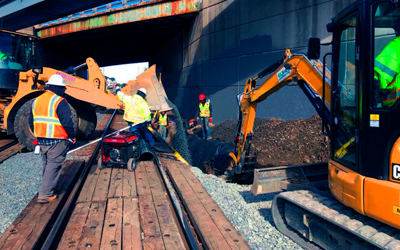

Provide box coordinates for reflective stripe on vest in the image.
[199,101,210,117]
[159,114,167,126]
[375,37,400,87]
[118,92,151,123]
[32,91,68,139]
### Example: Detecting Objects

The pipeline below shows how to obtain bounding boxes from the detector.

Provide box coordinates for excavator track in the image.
[272,190,400,250]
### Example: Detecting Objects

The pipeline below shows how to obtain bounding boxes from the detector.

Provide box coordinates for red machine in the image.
[98,131,139,171]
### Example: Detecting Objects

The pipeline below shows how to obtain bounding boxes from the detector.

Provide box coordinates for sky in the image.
[100,62,149,83]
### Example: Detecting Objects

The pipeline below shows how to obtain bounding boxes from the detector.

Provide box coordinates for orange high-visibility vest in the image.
[32,91,68,139]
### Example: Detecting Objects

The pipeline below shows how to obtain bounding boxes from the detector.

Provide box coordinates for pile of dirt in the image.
[211,115,330,166]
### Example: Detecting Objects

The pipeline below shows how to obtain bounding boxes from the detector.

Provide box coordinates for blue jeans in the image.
[160,126,167,139]
[200,117,211,139]
[129,123,154,146]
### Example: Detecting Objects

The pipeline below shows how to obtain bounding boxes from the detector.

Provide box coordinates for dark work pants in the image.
[160,125,167,139]
[129,122,154,146]
[200,117,211,139]
[38,140,68,199]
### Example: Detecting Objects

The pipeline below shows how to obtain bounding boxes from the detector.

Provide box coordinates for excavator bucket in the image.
[250,163,328,195]
[121,65,172,112]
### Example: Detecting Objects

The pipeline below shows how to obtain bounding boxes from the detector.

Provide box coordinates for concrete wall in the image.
[154,0,356,122]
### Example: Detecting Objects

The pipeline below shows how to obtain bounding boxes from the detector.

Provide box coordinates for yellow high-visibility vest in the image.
[199,100,210,117]
[159,113,167,126]
[117,92,151,124]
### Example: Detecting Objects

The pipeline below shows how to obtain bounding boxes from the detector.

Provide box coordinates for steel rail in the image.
[34,109,117,250]
[154,155,201,250]
[0,139,18,152]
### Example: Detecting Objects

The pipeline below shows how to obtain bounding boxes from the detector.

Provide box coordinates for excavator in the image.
[2,57,171,150]
[230,0,400,249]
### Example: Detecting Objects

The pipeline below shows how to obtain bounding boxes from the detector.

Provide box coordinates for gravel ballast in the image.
[190,166,303,250]
[0,152,42,236]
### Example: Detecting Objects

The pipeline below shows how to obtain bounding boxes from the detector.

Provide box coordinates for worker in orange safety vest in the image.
[29,74,76,204]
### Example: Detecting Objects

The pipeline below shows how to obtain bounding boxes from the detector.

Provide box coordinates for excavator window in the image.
[333,15,358,168]
[372,1,400,108]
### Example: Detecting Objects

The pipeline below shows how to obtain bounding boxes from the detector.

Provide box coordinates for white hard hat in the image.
[138,87,147,95]
[47,74,65,87]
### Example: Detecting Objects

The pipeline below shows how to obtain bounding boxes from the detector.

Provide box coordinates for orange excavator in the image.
[2,57,171,150]
[230,0,400,249]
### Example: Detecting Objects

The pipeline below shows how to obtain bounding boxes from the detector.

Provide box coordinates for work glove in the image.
[166,125,170,129]
[68,138,76,144]
[208,117,212,123]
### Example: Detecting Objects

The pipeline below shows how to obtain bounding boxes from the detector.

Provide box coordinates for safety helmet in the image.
[199,93,206,101]
[138,87,147,95]
[47,74,65,87]
[189,119,196,123]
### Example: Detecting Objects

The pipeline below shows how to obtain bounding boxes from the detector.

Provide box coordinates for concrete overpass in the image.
[0,0,114,31]
[35,0,200,68]
[1,0,356,123]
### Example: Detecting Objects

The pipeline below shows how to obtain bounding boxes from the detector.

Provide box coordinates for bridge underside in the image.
[41,13,196,68]
[0,0,113,31]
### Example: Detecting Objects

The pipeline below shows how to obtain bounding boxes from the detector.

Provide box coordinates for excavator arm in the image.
[233,49,333,173]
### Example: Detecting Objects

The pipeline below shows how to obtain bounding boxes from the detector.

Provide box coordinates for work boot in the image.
[207,136,212,140]
[37,195,57,204]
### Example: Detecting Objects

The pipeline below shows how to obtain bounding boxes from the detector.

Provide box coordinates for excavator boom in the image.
[233,49,333,175]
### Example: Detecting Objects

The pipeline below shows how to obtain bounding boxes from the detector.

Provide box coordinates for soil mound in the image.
[211,115,330,166]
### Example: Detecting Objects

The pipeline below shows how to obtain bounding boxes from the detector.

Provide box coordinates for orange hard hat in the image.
[199,94,206,101]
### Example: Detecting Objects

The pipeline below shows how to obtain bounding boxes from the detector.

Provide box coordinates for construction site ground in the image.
[211,115,330,167]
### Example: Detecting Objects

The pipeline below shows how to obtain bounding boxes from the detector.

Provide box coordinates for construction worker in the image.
[197,93,213,140]
[116,87,154,147]
[29,74,76,204]
[157,111,169,139]
[374,33,400,107]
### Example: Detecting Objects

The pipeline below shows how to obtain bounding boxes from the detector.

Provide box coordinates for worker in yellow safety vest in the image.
[197,93,213,140]
[116,87,154,147]
[157,111,169,139]
[29,74,76,204]
[374,35,400,107]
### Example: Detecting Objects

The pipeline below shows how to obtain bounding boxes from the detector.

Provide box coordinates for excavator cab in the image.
[325,0,400,225]
[269,1,400,249]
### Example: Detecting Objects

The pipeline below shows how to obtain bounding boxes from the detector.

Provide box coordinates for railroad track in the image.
[0,139,24,163]
[40,110,202,249]
[0,111,249,250]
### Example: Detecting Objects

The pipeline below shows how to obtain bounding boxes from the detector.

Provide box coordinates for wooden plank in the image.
[78,202,107,250]
[136,161,164,250]
[122,168,137,198]
[0,198,42,249]
[0,161,83,250]
[58,202,91,250]
[92,167,112,202]
[177,163,251,250]
[122,198,142,250]
[100,198,123,250]
[144,161,186,250]
[108,167,123,198]
[167,163,231,250]
[77,163,100,203]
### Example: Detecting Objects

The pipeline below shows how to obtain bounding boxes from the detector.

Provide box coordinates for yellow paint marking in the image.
[393,205,400,216]
[370,114,380,121]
